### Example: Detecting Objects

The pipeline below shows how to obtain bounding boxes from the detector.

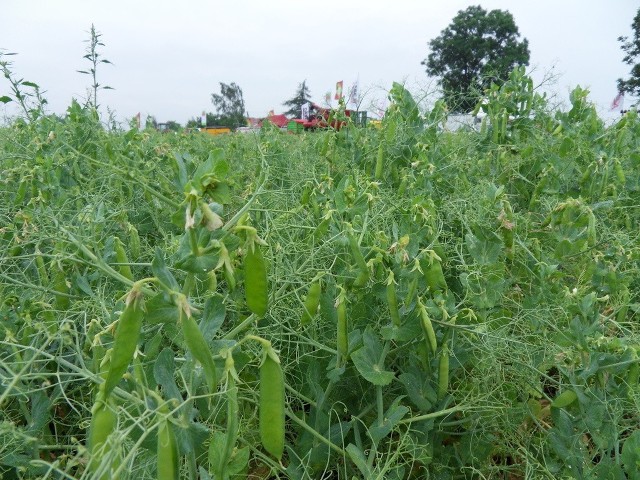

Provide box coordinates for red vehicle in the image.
[292,103,354,131]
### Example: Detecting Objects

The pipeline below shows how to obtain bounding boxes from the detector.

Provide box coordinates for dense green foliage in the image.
[423,5,530,113]
[1,69,639,479]
[618,7,640,102]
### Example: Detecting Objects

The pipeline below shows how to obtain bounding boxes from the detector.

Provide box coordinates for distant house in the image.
[263,114,289,128]
[245,114,289,129]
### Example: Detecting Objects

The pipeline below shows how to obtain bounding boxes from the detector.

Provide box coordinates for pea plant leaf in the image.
[199,295,225,343]
[368,398,409,444]
[346,444,373,478]
[152,248,179,291]
[398,371,435,412]
[153,348,182,402]
[145,293,179,324]
[622,430,640,478]
[351,327,395,386]
[465,227,503,265]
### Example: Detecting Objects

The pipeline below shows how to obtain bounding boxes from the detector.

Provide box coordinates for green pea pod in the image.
[35,249,49,286]
[614,158,625,185]
[223,373,240,477]
[244,244,268,317]
[310,194,320,218]
[418,299,437,355]
[404,276,418,307]
[157,415,179,480]
[208,270,218,293]
[336,290,349,362]
[103,288,145,399]
[211,363,239,479]
[114,237,133,281]
[347,229,368,273]
[587,212,597,247]
[259,349,285,460]
[52,260,70,310]
[223,267,236,292]
[438,344,449,400]
[301,281,322,327]
[617,287,630,324]
[182,312,218,392]
[422,253,447,292]
[87,398,117,479]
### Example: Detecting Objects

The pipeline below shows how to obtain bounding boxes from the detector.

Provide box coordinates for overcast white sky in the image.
[1,1,637,124]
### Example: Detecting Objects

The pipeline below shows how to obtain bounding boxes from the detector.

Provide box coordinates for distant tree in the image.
[160,120,181,132]
[617,7,640,103]
[282,80,312,118]
[210,82,246,129]
[422,5,530,113]
[145,115,157,129]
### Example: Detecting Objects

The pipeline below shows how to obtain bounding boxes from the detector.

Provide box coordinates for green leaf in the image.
[368,398,409,443]
[200,295,225,343]
[398,372,435,411]
[153,348,182,402]
[622,430,640,479]
[0,96,12,104]
[73,274,94,297]
[346,443,372,477]
[551,389,577,409]
[28,391,51,435]
[351,328,395,386]
[193,149,224,187]
[226,445,249,476]
[145,293,179,324]
[173,153,188,190]
[198,467,212,480]
[465,227,503,264]
[152,248,179,291]
[174,419,210,455]
[208,430,227,476]
[208,182,231,205]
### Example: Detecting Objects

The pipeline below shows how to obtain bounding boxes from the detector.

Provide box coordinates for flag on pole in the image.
[348,81,359,106]
[334,81,344,100]
[301,102,310,120]
[201,111,206,127]
[611,92,624,111]
[325,91,332,105]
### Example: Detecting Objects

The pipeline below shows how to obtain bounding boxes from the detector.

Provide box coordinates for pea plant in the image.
[0,68,639,480]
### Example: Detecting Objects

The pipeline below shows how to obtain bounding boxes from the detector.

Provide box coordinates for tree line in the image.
[176,5,640,130]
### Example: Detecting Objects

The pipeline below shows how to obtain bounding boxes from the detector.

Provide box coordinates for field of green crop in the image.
[1,69,639,479]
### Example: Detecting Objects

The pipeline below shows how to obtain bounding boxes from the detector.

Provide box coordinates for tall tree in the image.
[422,5,530,113]
[617,7,640,102]
[210,82,246,129]
[282,80,312,118]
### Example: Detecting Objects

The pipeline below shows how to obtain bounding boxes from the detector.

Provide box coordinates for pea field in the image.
[1,69,640,479]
